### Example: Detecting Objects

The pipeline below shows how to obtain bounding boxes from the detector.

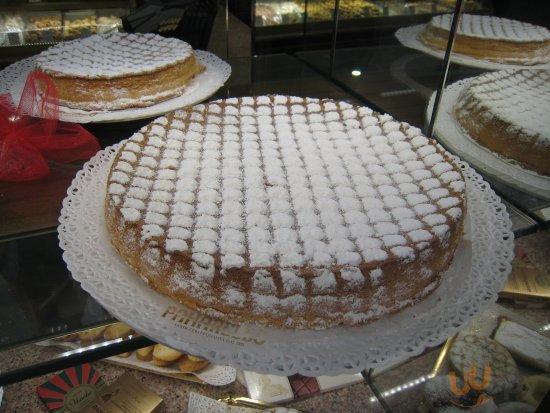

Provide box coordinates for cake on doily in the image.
[454,69,550,176]
[35,33,204,111]
[104,95,466,329]
[419,14,550,65]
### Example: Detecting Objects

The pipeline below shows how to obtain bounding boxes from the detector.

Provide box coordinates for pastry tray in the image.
[36,336,237,386]
[57,142,514,377]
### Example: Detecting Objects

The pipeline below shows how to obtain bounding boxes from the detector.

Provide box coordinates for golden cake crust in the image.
[105,96,466,329]
[35,33,204,111]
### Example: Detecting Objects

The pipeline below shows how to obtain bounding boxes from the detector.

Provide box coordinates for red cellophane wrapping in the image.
[0,71,100,181]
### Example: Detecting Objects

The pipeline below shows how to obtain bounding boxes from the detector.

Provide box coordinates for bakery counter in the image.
[0,49,544,365]
[1,45,549,410]
[0,315,547,412]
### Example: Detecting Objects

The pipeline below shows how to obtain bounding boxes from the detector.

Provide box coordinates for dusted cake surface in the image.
[36,32,195,78]
[105,96,466,329]
[35,33,204,110]
[429,13,550,43]
[454,69,550,176]
[419,14,550,64]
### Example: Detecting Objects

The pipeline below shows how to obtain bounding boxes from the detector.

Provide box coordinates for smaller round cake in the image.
[35,33,204,111]
[104,96,466,329]
[419,14,550,65]
[454,69,550,176]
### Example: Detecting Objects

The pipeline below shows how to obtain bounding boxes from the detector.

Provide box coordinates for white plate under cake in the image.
[35,33,204,111]
[104,95,466,329]
[419,14,550,65]
[454,69,550,176]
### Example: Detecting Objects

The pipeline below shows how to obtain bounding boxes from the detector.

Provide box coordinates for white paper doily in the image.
[395,24,550,71]
[426,79,550,200]
[0,50,231,124]
[58,143,514,377]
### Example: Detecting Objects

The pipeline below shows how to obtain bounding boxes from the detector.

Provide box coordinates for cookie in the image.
[450,334,518,396]
[77,326,107,343]
[494,320,550,372]
[152,344,183,367]
[103,322,134,340]
[136,345,155,362]
[423,374,496,412]
[177,355,209,373]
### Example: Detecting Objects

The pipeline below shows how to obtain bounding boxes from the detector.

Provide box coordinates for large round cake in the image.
[35,33,204,111]
[419,14,550,65]
[105,95,466,329]
[454,69,550,176]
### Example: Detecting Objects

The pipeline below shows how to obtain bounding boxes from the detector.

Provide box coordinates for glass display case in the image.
[294,0,549,234]
[0,0,549,411]
[230,0,489,53]
[429,2,550,233]
[0,0,134,65]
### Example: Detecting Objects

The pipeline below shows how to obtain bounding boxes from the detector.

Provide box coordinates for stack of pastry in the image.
[25,14,63,43]
[63,16,97,40]
[138,344,209,372]
[55,322,209,373]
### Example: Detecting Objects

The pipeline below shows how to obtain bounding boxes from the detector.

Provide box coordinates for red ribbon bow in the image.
[0,71,100,181]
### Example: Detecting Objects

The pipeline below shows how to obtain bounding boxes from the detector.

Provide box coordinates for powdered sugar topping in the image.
[458,69,550,144]
[431,14,550,42]
[107,96,465,285]
[36,33,194,78]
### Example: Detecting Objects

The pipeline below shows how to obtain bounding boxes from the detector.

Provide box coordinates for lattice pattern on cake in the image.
[457,69,550,143]
[106,95,466,328]
[35,33,194,78]
[431,14,550,42]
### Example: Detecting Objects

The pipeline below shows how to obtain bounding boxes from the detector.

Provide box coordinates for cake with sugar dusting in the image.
[105,95,466,329]
[35,33,204,111]
[454,69,550,176]
[419,14,550,65]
